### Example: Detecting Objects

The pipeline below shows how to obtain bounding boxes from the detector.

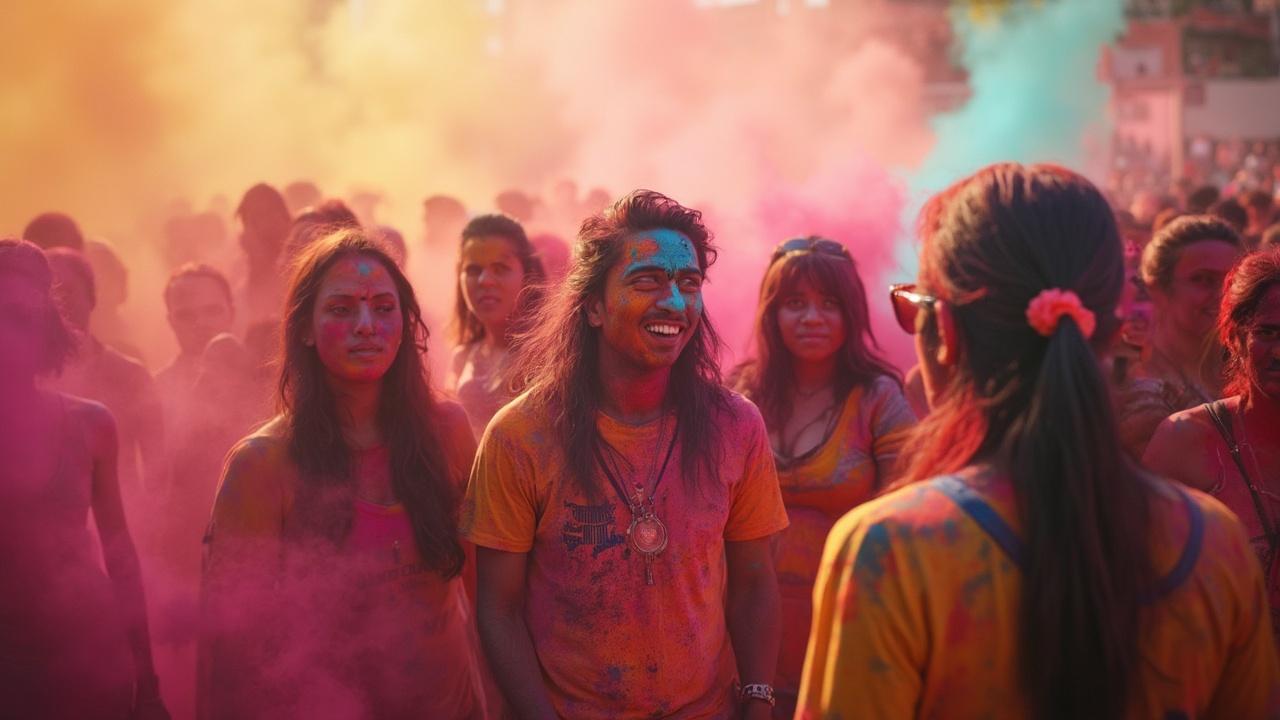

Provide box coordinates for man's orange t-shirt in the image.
[461,390,789,720]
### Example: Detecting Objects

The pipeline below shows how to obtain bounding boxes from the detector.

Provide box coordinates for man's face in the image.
[167,275,234,356]
[589,229,704,372]
[1243,284,1280,400]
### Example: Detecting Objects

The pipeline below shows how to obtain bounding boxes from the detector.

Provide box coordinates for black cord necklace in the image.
[594,419,680,586]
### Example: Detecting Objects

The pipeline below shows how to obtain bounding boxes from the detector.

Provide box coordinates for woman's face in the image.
[0,273,51,382]
[1243,284,1280,400]
[776,278,845,366]
[460,236,524,336]
[308,254,403,385]
[1152,240,1239,340]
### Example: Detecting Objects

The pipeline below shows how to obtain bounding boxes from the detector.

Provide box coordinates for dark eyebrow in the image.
[325,291,397,300]
[624,264,703,280]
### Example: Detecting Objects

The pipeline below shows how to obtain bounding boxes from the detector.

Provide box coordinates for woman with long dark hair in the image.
[200,229,485,719]
[0,239,170,719]
[730,236,914,715]
[448,213,545,437]
[1146,248,1280,644]
[798,164,1277,719]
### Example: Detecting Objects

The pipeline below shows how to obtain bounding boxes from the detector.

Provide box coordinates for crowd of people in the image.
[2,160,1280,719]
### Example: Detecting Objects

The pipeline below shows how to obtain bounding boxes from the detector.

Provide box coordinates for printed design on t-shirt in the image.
[561,501,626,557]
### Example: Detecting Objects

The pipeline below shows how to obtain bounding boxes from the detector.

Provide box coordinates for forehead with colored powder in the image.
[318,254,399,300]
[462,235,520,267]
[620,228,699,278]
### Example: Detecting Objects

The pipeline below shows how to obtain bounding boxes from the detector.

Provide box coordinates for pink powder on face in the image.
[311,256,404,384]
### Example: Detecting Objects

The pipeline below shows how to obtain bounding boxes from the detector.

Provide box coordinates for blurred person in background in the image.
[23,211,85,252]
[280,199,360,269]
[448,214,545,438]
[282,180,322,217]
[45,247,167,504]
[0,239,171,720]
[1115,216,1244,458]
[84,238,143,362]
[422,194,468,252]
[1243,190,1275,249]
[1211,198,1248,236]
[234,183,292,328]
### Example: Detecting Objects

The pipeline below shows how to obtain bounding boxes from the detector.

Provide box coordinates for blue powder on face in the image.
[624,228,698,279]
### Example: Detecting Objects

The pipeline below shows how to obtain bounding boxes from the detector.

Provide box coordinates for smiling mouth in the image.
[645,322,683,338]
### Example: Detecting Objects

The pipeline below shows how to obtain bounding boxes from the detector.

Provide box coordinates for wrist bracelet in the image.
[738,682,775,708]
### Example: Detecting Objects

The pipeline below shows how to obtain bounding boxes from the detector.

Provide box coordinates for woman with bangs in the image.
[730,236,915,716]
[200,228,486,719]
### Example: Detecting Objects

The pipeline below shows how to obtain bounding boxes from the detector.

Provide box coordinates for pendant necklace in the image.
[595,417,680,586]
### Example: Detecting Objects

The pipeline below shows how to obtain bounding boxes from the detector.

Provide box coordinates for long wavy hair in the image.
[451,213,546,348]
[1220,248,1280,397]
[902,163,1152,719]
[278,228,464,578]
[514,190,730,499]
[733,239,900,429]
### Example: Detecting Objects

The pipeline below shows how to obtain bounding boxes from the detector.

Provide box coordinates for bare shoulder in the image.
[436,398,477,449]
[449,343,472,378]
[220,418,291,484]
[1143,403,1225,491]
[60,394,117,454]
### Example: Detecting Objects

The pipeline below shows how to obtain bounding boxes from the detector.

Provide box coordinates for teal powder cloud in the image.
[896,0,1125,273]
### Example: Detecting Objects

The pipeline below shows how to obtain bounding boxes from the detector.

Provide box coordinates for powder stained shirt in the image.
[201,401,484,720]
[461,390,789,720]
[772,376,915,697]
[797,473,1279,720]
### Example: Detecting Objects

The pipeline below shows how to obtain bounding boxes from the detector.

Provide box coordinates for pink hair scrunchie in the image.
[1025,288,1096,339]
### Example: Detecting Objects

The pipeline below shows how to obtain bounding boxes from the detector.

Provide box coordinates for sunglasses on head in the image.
[770,237,852,265]
[889,283,937,335]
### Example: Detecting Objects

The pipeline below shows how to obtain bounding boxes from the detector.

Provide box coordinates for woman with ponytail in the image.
[796,164,1278,719]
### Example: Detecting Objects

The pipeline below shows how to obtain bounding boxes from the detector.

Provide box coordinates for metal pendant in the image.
[629,513,668,556]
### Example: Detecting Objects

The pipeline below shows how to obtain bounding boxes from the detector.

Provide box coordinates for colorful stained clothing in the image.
[451,344,514,439]
[798,472,1280,720]
[461,390,789,720]
[771,376,915,701]
[201,401,485,720]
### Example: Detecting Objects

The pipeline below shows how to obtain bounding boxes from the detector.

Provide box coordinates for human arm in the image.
[197,435,287,720]
[1143,411,1219,492]
[86,402,169,719]
[475,547,558,720]
[726,537,781,720]
[460,406,555,718]
[868,377,919,488]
